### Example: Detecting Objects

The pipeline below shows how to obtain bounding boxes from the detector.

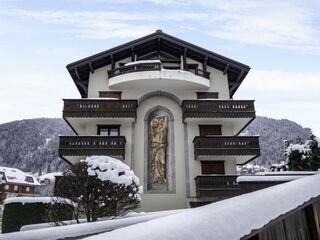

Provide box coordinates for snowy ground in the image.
[1,174,319,240]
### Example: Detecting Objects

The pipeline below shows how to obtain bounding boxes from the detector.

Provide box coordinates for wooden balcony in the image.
[193,136,260,164]
[59,136,126,163]
[195,175,241,199]
[182,100,255,121]
[107,62,210,79]
[63,99,137,119]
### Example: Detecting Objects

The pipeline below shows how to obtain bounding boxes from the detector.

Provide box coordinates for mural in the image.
[150,115,168,184]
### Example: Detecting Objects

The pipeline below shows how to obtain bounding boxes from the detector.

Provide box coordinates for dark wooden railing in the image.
[107,62,210,79]
[195,175,241,199]
[63,99,137,118]
[193,136,260,159]
[182,100,255,120]
[59,136,126,159]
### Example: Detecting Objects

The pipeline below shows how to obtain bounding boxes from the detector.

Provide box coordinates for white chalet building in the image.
[59,30,260,211]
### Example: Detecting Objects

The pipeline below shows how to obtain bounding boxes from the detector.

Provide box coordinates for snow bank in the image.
[4,197,74,206]
[83,173,320,240]
[84,156,141,188]
[0,209,183,240]
[124,60,161,66]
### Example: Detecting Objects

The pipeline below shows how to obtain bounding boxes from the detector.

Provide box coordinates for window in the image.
[197,92,219,100]
[99,91,121,99]
[5,185,9,190]
[199,125,222,136]
[26,187,30,192]
[201,161,225,174]
[97,125,120,136]
[25,176,34,183]
[14,185,18,191]
[186,64,198,74]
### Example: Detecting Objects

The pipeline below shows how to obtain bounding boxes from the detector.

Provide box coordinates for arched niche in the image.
[144,105,175,193]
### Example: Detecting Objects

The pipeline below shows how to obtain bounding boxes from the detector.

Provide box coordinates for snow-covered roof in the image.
[39,172,62,182]
[237,175,305,182]
[0,166,40,186]
[4,197,74,206]
[83,173,320,240]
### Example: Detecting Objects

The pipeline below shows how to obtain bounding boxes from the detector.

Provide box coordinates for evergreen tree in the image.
[283,134,320,171]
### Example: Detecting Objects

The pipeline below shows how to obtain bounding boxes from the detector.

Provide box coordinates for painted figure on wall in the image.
[150,115,168,184]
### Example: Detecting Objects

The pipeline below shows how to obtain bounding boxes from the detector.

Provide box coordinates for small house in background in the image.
[0,167,40,204]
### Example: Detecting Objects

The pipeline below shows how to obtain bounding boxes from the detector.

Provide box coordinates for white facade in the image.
[60,31,259,211]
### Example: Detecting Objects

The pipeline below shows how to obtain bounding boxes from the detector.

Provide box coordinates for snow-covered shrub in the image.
[53,156,143,222]
[283,134,320,171]
[2,197,73,233]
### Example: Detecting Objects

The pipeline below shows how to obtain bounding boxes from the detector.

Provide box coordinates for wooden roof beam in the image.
[229,82,241,93]
[203,56,208,72]
[235,69,244,82]
[183,48,187,70]
[88,62,94,74]
[223,64,229,75]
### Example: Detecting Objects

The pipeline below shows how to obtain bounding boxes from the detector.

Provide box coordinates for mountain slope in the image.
[0,118,73,174]
[243,116,311,166]
[0,116,312,173]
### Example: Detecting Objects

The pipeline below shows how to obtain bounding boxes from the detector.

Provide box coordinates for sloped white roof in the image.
[0,166,40,186]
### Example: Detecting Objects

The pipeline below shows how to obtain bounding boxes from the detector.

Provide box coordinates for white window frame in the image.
[5,184,9,190]
[26,187,30,192]
[13,185,18,191]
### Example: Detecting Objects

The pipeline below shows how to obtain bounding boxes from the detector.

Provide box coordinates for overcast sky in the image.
[0,0,320,136]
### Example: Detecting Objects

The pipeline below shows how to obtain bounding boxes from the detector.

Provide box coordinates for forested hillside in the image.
[243,116,311,166]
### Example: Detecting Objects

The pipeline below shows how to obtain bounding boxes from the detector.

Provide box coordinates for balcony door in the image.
[201,161,225,174]
[199,125,222,136]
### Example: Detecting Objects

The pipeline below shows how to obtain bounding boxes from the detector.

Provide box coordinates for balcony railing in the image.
[193,136,260,159]
[59,136,126,159]
[63,99,137,118]
[195,175,241,199]
[182,100,255,120]
[107,62,210,79]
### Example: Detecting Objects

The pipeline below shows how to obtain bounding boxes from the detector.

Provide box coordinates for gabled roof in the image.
[66,30,250,98]
[0,166,40,186]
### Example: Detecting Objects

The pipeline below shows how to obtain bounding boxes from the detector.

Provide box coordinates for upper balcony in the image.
[107,61,210,90]
[59,136,126,165]
[182,100,256,134]
[63,99,137,134]
[193,136,260,164]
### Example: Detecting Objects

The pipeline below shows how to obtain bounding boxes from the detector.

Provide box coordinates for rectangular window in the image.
[201,161,225,174]
[5,185,9,190]
[199,125,222,136]
[26,187,30,192]
[14,185,18,191]
[197,92,219,100]
[99,91,121,99]
[97,125,120,136]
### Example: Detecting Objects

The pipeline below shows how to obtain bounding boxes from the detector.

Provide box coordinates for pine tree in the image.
[283,134,320,171]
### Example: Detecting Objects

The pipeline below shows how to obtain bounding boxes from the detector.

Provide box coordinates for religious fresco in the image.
[150,115,168,184]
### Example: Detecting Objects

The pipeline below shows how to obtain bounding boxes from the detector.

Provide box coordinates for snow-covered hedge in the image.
[2,197,73,233]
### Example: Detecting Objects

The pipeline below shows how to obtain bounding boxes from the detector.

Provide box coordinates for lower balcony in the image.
[195,175,241,201]
[59,136,126,165]
[193,136,260,164]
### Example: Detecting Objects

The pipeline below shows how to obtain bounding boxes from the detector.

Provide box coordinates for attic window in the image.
[25,176,34,183]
